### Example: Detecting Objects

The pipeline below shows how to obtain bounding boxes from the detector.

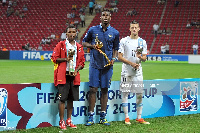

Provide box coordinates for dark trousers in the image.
[81,21,85,27]
[89,7,93,15]
[154,31,158,38]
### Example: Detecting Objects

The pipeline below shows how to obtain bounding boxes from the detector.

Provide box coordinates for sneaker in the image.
[125,118,131,125]
[136,118,150,124]
[99,111,110,126]
[85,112,94,126]
[59,120,67,130]
[66,118,77,129]
[85,119,94,126]
[99,118,110,126]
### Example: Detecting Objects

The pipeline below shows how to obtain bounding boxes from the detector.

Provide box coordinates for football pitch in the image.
[0,60,200,133]
[0,60,200,84]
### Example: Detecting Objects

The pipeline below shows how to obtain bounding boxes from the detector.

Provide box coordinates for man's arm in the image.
[82,42,95,49]
[111,31,120,65]
[73,45,85,76]
[56,56,73,63]
[137,54,147,62]
[118,52,139,69]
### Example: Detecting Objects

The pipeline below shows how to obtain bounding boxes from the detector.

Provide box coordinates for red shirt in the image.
[51,41,85,86]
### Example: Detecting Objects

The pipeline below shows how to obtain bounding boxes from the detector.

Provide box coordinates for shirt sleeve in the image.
[142,40,147,55]
[51,42,62,63]
[78,45,85,68]
[118,38,125,54]
[82,27,93,43]
[113,31,120,51]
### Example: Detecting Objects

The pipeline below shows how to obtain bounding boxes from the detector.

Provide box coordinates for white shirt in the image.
[161,45,166,52]
[41,38,46,43]
[65,39,77,72]
[192,45,198,50]
[165,44,169,50]
[153,24,159,31]
[61,33,66,40]
[118,36,147,76]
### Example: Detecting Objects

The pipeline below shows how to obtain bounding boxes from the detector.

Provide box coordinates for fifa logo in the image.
[0,88,8,127]
[180,82,198,112]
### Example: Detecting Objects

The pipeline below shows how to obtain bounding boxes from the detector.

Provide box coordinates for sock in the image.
[136,93,143,119]
[122,92,129,118]
[100,111,106,119]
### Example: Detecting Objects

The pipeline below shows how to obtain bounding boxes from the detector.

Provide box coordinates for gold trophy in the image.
[95,35,111,67]
[67,49,75,76]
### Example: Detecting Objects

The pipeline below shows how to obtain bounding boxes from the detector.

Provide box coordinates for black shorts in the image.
[58,75,79,102]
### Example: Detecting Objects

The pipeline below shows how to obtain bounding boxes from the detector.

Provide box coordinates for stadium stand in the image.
[0,0,90,51]
[149,0,200,54]
[0,0,199,54]
[80,0,199,54]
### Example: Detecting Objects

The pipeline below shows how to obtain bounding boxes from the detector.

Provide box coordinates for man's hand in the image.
[110,59,115,65]
[65,55,73,62]
[136,52,142,59]
[130,62,140,70]
[73,70,78,76]
[93,44,101,50]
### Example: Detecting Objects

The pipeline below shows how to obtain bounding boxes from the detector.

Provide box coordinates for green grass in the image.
[0,60,200,84]
[1,60,200,132]
[2,114,200,133]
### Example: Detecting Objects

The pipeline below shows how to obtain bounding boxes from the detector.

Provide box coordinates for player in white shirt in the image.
[118,20,150,125]
[192,43,198,55]
[161,43,166,54]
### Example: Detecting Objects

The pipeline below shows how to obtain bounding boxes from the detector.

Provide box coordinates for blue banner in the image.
[147,54,188,61]
[9,51,53,60]
[0,78,199,131]
[9,51,189,62]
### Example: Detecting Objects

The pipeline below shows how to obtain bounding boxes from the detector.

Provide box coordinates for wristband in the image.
[112,58,116,60]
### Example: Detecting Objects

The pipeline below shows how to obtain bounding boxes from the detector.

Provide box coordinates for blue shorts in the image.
[193,50,197,55]
[89,66,113,88]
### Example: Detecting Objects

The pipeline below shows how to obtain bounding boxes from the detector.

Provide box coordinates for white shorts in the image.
[120,74,144,93]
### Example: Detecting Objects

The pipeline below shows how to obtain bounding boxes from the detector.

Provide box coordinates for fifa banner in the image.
[9,51,53,60]
[147,54,188,61]
[9,51,93,61]
[0,79,199,131]
[9,51,188,62]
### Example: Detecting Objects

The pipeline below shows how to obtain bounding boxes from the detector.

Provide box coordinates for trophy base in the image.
[66,71,75,76]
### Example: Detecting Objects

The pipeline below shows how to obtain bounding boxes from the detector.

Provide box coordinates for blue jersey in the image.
[83,24,119,69]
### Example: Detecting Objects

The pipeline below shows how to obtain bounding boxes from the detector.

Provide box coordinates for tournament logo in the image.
[0,88,8,127]
[180,82,198,112]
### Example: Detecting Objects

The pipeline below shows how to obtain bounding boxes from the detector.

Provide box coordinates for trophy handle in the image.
[97,49,111,67]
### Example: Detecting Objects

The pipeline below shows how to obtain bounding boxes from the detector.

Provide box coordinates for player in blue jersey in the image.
[82,9,119,126]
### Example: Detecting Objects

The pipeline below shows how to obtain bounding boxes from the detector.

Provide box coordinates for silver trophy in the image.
[136,46,143,54]
[67,49,75,76]
[133,46,143,71]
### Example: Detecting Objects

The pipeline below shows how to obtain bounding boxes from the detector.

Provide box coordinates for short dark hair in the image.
[130,20,140,27]
[101,9,111,16]
[66,24,76,32]
[130,20,139,25]
[68,24,76,29]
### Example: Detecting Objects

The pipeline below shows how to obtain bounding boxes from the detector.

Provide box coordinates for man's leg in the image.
[59,101,65,120]
[99,88,110,126]
[59,101,67,130]
[136,93,150,124]
[89,87,98,111]
[122,92,131,124]
[136,93,143,119]
[66,99,77,128]
[66,99,73,119]
[100,88,108,111]
[85,87,98,126]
